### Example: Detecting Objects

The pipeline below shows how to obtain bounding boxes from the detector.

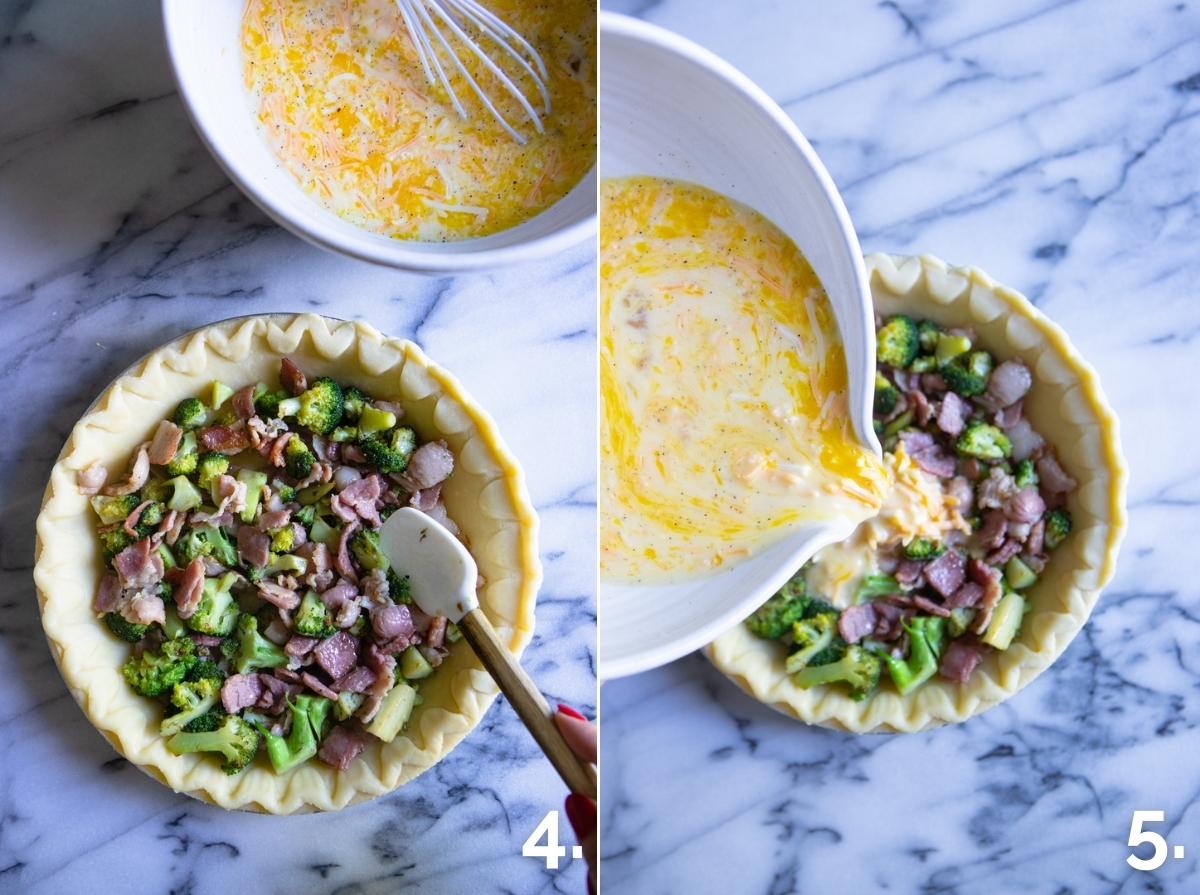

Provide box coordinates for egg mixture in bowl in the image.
[241,0,596,241]
[599,176,886,585]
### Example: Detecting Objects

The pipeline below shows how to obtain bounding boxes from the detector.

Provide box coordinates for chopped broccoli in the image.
[956,421,1012,461]
[329,426,358,443]
[902,538,944,561]
[161,678,221,737]
[165,431,199,476]
[122,635,197,697]
[265,553,308,576]
[284,435,316,480]
[196,452,230,489]
[269,526,295,553]
[358,405,396,435]
[349,528,389,571]
[935,332,972,365]
[105,612,149,643]
[982,591,1026,650]
[784,613,843,673]
[341,386,368,421]
[1004,556,1038,590]
[167,474,203,512]
[387,568,413,604]
[167,713,261,775]
[873,372,899,417]
[277,377,344,435]
[365,682,417,742]
[882,408,914,441]
[293,504,315,529]
[173,397,209,430]
[947,607,976,639]
[132,501,166,539]
[360,426,417,474]
[294,590,335,638]
[234,613,288,675]
[91,493,140,526]
[941,350,993,397]
[257,695,333,773]
[856,573,900,601]
[254,388,290,419]
[1013,459,1039,489]
[400,646,434,680]
[1043,509,1071,549]
[186,572,240,637]
[910,355,937,373]
[209,381,234,410]
[100,528,134,563]
[175,525,237,568]
[334,691,365,721]
[877,616,945,695]
[876,315,919,368]
[186,658,226,684]
[916,319,940,353]
[791,644,882,701]
[745,570,808,639]
[297,480,335,506]
[237,469,269,523]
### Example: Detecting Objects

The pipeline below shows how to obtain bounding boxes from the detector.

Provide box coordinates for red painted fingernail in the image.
[564,793,596,840]
[557,703,586,721]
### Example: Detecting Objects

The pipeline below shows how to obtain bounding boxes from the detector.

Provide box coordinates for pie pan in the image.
[33,313,541,811]
[707,254,1128,733]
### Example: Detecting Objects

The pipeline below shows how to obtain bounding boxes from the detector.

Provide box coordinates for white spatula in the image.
[379,508,597,799]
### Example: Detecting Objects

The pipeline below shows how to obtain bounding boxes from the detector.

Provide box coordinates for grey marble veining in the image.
[599,1,1200,893]
[0,2,595,893]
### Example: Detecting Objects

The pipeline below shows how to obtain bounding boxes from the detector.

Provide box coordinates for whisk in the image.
[393,0,551,144]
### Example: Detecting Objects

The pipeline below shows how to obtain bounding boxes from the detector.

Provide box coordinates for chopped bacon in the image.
[102,444,150,496]
[335,520,360,585]
[257,580,300,611]
[936,392,971,437]
[837,603,877,644]
[77,462,109,496]
[314,631,359,680]
[318,722,367,770]
[1036,451,1077,494]
[939,638,991,683]
[93,573,122,613]
[281,357,307,395]
[113,538,165,590]
[232,385,257,420]
[332,474,383,527]
[946,581,984,609]
[395,440,454,492]
[222,673,265,713]
[122,500,156,538]
[908,389,932,426]
[301,671,339,701]
[267,433,289,467]
[986,360,1033,408]
[923,549,966,598]
[371,603,415,642]
[333,666,376,693]
[258,508,291,531]
[147,420,183,466]
[124,591,166,626]
[238,526,271,569]
[175,557,206,619]
[199,423,251,455]
[1005,487,1046,524]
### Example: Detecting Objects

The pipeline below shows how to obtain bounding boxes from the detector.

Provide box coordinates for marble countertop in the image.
[0,3,595,893]
[599,1,1200,893]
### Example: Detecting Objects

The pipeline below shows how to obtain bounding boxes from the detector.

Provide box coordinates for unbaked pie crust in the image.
[33,313,542,811]
[707,254,1127,733]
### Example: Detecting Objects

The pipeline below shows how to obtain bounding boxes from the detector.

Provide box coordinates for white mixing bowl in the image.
[162,0,596,274]
[598,12,880,680]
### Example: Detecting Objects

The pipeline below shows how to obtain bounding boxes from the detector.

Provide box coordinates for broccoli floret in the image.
[161,678,221,737]
[183,708,226,733]
[132,501,166,539]
[167,713,261,775]
[358,405,396,435]
[277,377,344,435]
[122,635,197,697]
[167,475,203,512]
[196,452,230,489]
[947,607,976,639]
[876,315,920,368]
[873,372,899,417]
[956,421,1012,461]
[269,526,295,553]
[329,426,358,443]
[349,528,389,571]
[100,528,134,563]
[186,572,240,637]
[284,435,316,480]
[257,695,333,773]
[877,616,946,695]
[105,612,149,643]
[745,570,808,640]
[792,644,882,701]
[237,469,269,523]
[902,538,945,561]
[294,590,335,638]
[165,431,199,476]
[784,613,843,673]
[234,613,288,675]
[917,319,941,353]
[941,350,994,397]
[856,573,900,600]
[91,493,140,526]
[360,426,417,474]
[341,386,368,421]
[175,525,237,568]
[254,389,290,419]
[173,397,209,430]
[387,568,413,604]
[186,658,226,684]
[935,332,972,365]
[1044,509,1072,549]
[293,504,315,529]
[1013,459,1039,489]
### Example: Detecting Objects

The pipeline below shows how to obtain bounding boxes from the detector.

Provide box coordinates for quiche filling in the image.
[745,315,1078,699]
[599,176,886,584]
[78,358,461,775]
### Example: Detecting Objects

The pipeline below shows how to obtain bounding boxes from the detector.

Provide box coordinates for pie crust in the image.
[707,254,1127,733]
[33,314,542,811]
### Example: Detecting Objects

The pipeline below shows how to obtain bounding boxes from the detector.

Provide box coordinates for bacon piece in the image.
[939,638,991,683]
[257,580,300,611]
[232,385,257,421]
[281,357,307,395]
[371,603,415,642]
[77,462,109,496]
[318,722,367,770]
[122,500,156,538]
[238,526,271,569]
[147,420,183,466]
[300,672,340,701]
[222,673,265,713]
[936,392,971,437]
[1036,452,1077,494]
[102,444,150,496]
[124,592,166,626]
[335,520,360,585]
[113,538,165,590]
[946,581,984,609]
[175,557,206,619]
[426,615,447,649]
[199,423,251,454]
[395,441,455,492]
[923,549,966,599]
[314,631,358,680]
[986,360,1033,408]
[93,573,122,613]
[333,474,383,527]
[333,666,376,693]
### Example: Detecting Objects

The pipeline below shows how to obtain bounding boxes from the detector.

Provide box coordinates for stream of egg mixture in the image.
[600,177,887,584]
[241,0,595,241]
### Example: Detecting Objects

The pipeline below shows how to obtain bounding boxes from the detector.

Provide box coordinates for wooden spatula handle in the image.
[459,608,598,801]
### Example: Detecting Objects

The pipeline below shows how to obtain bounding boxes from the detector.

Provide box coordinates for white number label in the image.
[1127,810,1168,871]
[523,810,568,870]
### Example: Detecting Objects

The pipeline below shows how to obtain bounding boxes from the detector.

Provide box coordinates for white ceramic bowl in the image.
[598,13,879,680]
[161,0,596,274]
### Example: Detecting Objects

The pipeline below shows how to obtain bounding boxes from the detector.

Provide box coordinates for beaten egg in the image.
[600,177,887,584]
[241,0,595,241]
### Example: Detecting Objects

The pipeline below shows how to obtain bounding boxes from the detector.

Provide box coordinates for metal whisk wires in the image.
[394,0,551,144]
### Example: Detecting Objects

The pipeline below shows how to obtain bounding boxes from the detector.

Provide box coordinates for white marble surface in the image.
[600,1,1200,893]
[0,3,595,893]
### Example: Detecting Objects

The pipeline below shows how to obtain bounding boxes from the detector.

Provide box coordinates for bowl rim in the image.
[706,253,1129,733]
[597,12,879,681]
[160,0,597,274]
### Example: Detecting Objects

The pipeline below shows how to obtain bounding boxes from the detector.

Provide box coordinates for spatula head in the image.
[378,508,478,623]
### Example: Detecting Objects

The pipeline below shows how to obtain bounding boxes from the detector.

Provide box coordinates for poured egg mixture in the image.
[241,0,595,241]
[600,177,887,584]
